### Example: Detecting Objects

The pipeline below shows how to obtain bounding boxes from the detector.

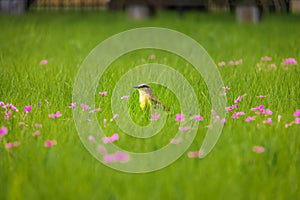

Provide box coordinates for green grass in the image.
[1,10,300,200]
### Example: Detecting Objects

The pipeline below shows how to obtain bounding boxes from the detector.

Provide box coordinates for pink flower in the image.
[114,151,130,163]
[110,114,119,121]
[270,63,276,68]
[294,110,300,117]
[9,104,18,111]
[81,104,90,110]
[4,110,12,120]
[263,118,272,125]
[295,118,300,124]
[218,61,226,66]
[231,112,245,119]
[6,141,20,149]
[0,126,8,137]
[0,101,4,106]
[98,146,106,155]
[102,133,119,144]
[229,60,235,65]
[283,58,297,65]
[68,102,76,109]
[34,123,42,128]
[103,152,129,163]
[40,59,47,65]
[99,91,107,97]
[261,56,272,61]
[278,115,282,122]
[179,126,190,131]
[48,111,62,119]
[88,135,95,142]
[151,113,160,120]
[245,116,256,122]
[234,94,247,103]
[192,114,203,121]
[226,104,238,112]
[32,130,41,136]
[256,95,266,99]
[149,54,156,60]
[121,95,130,100]
[221,118,226,125]
[252,146,265,153]
[170,138,182,144]
[89,108,101,113]
[24,105,32,113]
[211,110,220,121]
[44,140,57,147]
[175,114,185,122]
[263,109,273,115]
[223,86,230,91]
[38,101,41,108]
[187,150,203,158]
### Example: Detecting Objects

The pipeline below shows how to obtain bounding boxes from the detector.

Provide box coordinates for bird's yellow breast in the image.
[139,91,151,110]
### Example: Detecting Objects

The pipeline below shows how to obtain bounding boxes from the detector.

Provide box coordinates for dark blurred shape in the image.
[236,4,261,23]
[0,0,34,14]
[291,0,300,13]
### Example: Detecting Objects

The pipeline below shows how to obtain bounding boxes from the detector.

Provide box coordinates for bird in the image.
[133,84,165,111]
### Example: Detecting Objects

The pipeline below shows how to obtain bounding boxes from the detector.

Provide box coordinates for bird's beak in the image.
[133,86,139,89]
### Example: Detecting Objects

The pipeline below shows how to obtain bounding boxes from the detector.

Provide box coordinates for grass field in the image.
[1,11,300,200]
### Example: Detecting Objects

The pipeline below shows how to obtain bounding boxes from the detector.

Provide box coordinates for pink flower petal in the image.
[0,126,8,137]
[103,154,117,163]
[151,113,160,120]
[263,118,272,125]
[192,114,203,121]
[68,102,76,109]
[218,61,226,66]
[256,95,266,99]
[252,146,265,153]
[179,126,190,131]
[32,130,41,136]
[294,110,300,117]
[187,150,203,158]
[89,108,101,113]
[6,141,20,149]
[88,135,95,142]
[261,56,272,61]
[295,118,300,124]
[102,133,119,144]
[245,116,256,122]
[24,105,32,113]
[170,138,182,144]
[175,114,185,122]
[40,59,47,65]
[149,54,156,60]
[283,58,297,65]
[81,104,90,110]
[34,123,42,128]
[223,86,230,91]
[99,91,107,97]
[44,140,57,147]
[121,95,130,100]
[114,151,130,163]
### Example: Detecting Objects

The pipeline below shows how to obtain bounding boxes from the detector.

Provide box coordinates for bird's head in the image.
[133,84,152,94]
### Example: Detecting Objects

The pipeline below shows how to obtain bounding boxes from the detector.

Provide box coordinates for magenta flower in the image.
[261,56,272,61]
[40,59,47,65]
[263,118,272,125]
[170,138,182,144]
[294,110,300,117]
[81,104,90,110]
[102,133,119,144]
[151,113,160,120]
[218,61,226,66]
[283,58,297,65]
[68,102,76,109]
[121,95,130,100]
[89,108,101,113]
[24,105,32,113]
[0,101,4,106]
[295,118,300,124]
[245,116,256,122]
[175,114,185,122]
[252,146,265,153]
[6,141,20,149]
[4,110,12,120]
[48,111,62,119]
[192,114,203,121]
[211,110,220,121]
[263,108,273,115]
[179,126,190,131]
[231,112,245,119]
[234,94,247,104]
[149,54,156,60]
[32,130,41,136]
[229,61,235,65]
[99,91,107,97]
[256,95,266,99]
[226,104,238,112]
[223,86,230,91]
[44,140,57,147]
[0,126,8,137]
[103,154,117,163]
[187,150,203,158]
[9,104,18,111]
[221,118,226,125]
